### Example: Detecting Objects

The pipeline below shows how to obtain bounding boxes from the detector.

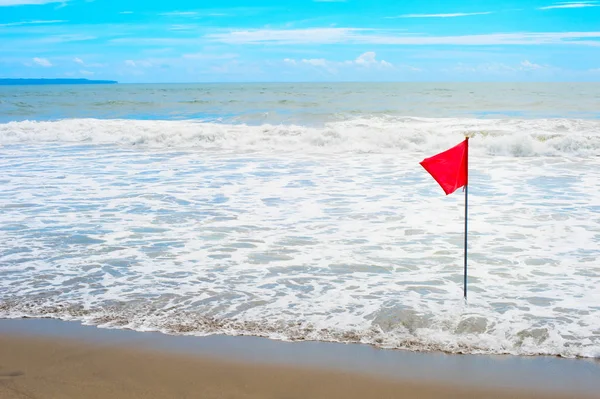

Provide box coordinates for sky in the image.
[1,0,600,82]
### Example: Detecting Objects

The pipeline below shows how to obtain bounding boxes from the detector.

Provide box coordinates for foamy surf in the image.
[1,114,599,358]
[0,116,599,156]
[1,299,598,358]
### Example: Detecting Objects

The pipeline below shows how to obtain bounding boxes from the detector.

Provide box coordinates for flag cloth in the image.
[420,138,468,195]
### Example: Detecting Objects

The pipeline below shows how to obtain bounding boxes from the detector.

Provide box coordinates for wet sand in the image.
[1,319,599,399]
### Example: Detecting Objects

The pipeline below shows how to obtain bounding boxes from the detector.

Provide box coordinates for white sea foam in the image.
[1,117,599,358]
[0,117,599,156]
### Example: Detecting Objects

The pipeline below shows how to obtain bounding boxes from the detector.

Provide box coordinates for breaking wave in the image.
[1,117,599,156]
[1,300,598,358]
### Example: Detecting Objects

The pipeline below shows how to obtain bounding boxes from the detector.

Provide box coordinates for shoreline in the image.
[1,318,599,398]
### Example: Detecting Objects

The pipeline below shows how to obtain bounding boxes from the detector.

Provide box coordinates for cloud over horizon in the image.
[0,0,66,6]
[32,57,52,67]
[285,51,393,73]
[206,28,600,46]
[0,0,599,82]
[391,12,493,18]
[539,1,598,10]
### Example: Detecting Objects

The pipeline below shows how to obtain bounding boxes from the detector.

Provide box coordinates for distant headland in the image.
[0,78,118,86]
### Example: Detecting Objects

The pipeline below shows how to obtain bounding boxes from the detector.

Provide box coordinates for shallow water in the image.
[1,83,599,358]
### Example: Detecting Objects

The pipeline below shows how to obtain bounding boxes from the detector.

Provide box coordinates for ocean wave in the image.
[1,300,598,358]
[91,100,155,106]
[2,123,599,360]
[0,117,599,156]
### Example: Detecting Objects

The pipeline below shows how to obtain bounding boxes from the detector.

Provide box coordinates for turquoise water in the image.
[1,82,599,123]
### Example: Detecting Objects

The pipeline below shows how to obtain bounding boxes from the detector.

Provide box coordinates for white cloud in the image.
[539,1,598,9]
[206,28,600,46]
[79,70,94,76]
[124,59,152,68]
[354,52,393,68]
[520,60,544,70]
[447,60,556,75]
[0,0,66,5]
[33,57,52,67]
[182,52,238,60]
[159,11,197,16]
[119,11,133,14]
[313,0,346,2]
[169,24,195,31]
[72,58,104,68]
[0,19,66,27]
[41,34,96,43]
[354,52,375,65]
[207,28,357,45]
[449,62,516,74]
[287,52,394,73]
[391,12,493,18]
[302,58,329,67]
[111,37,193,46]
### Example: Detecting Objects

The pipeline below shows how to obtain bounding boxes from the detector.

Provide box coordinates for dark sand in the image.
[1,319,599,399]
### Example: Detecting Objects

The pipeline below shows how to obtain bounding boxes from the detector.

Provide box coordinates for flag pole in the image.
[464,137,469,300]
[419,137,470,299]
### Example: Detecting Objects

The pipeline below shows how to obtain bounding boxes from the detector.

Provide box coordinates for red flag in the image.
[420,138,468,195]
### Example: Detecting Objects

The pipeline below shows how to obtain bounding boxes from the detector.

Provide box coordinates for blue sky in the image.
[1,0,599,82]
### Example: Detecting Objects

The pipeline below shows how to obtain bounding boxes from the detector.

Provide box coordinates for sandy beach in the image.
[1,319,599,399]
[0,334,594,399]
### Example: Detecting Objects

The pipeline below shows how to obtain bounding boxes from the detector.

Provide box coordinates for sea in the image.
[1,82,599,358]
